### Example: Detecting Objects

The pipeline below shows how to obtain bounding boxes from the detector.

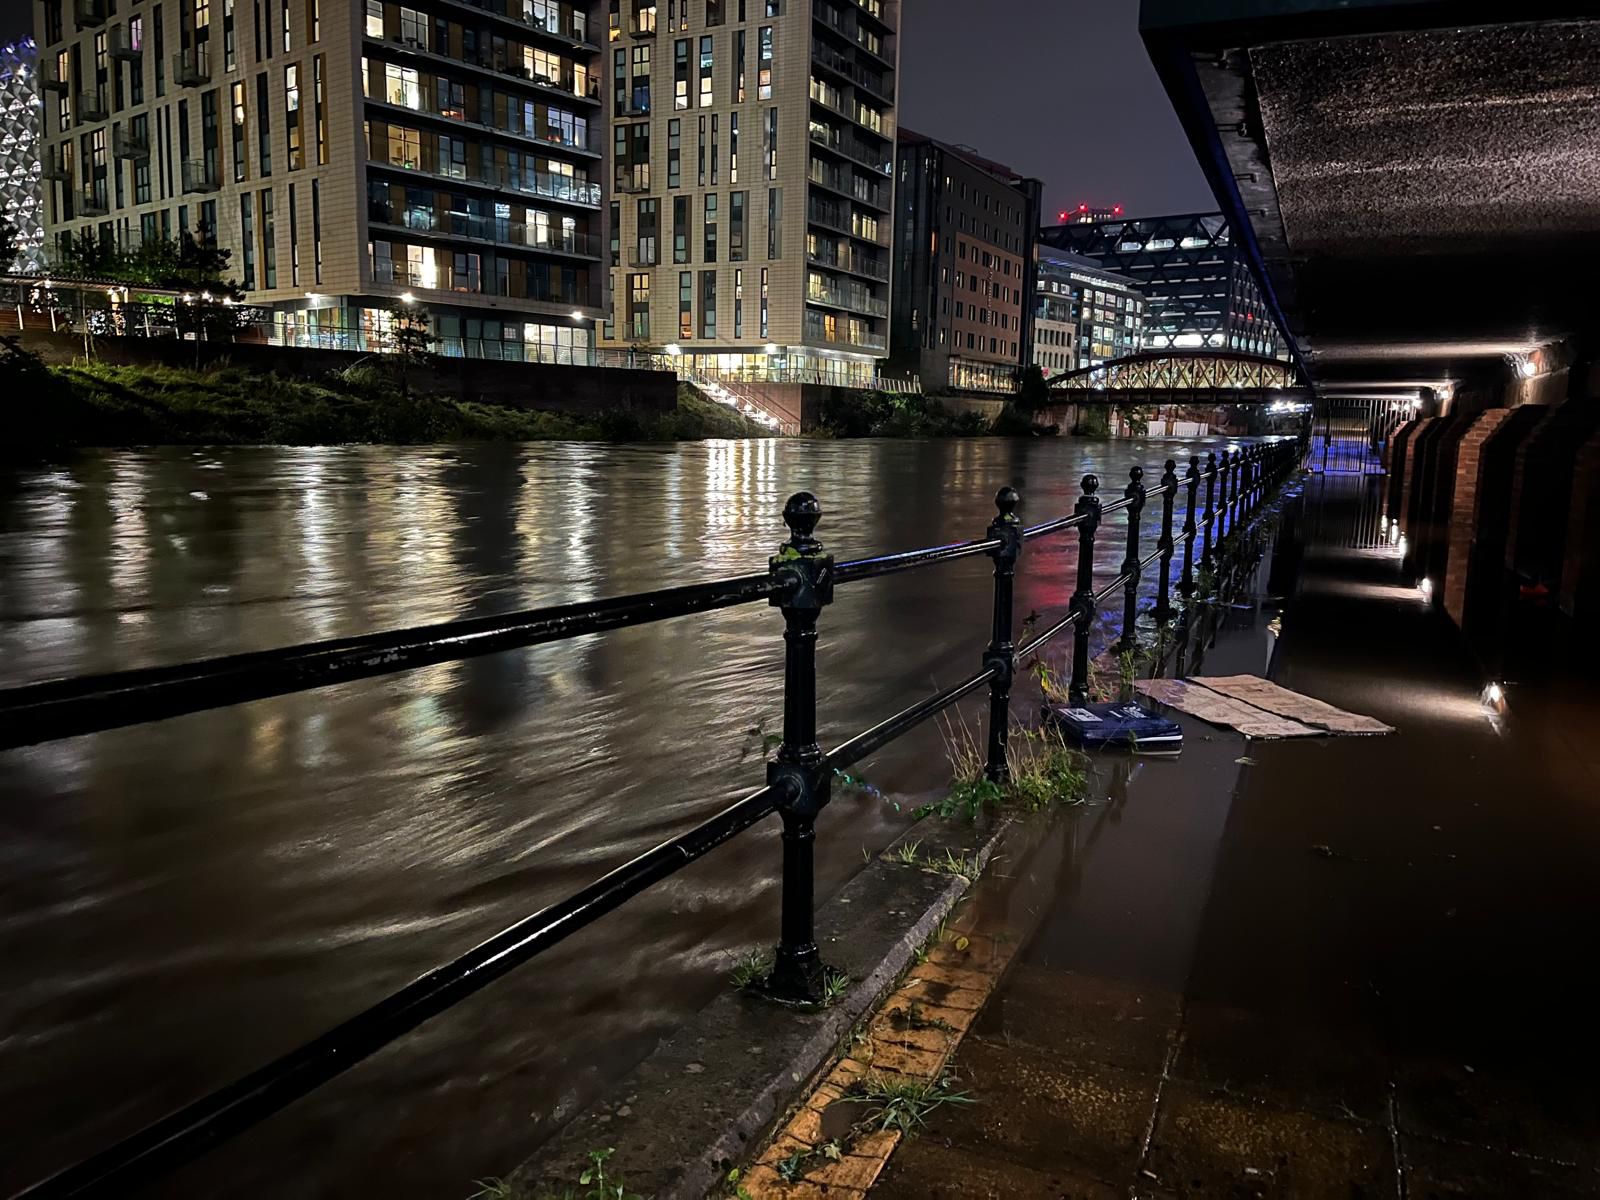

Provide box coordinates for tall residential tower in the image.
[601,0,899,389]
[34,0,606,359]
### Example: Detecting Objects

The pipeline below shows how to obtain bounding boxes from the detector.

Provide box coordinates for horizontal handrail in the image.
[826,665,995,769]
[12,782,783,1198]
[834,536,1002,583]
[0,572,781,750]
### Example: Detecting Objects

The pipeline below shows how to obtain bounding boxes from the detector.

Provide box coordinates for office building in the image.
[34,0,605,359]
[1,38,46,272]
[1034,246,1143,371]
[1042,212,1284,358]
[600,0,900,388]
[889,127,1041,392]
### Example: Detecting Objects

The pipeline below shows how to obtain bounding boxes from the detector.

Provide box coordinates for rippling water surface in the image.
[0,436,1253,1197]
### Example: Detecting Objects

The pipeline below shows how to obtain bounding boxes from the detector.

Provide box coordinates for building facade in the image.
[599,0,900,388]
[1,39,46,273]
[1034,246,1142,372]
[34,0,606,360]
[889,127,1040,393]
[1042,212,1284,359]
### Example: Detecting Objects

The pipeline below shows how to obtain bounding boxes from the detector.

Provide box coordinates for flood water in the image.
[0,436,1257,1198]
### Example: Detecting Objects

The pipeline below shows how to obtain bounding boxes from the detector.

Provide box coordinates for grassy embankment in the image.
[9,353,771,455]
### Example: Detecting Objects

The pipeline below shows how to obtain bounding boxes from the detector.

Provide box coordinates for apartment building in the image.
[600,0,899,388]
[889,127,1041,393]
[34,0,606,359]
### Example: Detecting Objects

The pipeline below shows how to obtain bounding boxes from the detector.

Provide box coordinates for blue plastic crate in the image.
[1044,701,1184,753]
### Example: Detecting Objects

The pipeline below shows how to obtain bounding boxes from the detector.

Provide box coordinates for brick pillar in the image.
[1443,409,1516,627]
[1558,427,1600,620]
[1396,418,1437,533]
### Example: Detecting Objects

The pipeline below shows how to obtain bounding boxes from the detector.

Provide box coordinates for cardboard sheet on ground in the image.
[1133,679,1321,739]
[1190,675,1394,735]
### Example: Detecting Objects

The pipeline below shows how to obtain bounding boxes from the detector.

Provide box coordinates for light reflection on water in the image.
[0,436,1252,1197]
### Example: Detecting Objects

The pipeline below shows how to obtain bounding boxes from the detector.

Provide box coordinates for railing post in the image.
[983,487,1023,783]
[1201,451,1218,567]
[1067,474,1102,706]
[1155,459,1178,625]
[1232,448,1245,528]
[1180,455,1200,599]
[1215,450,1232,545]
[1119,466,1146,652]
[765,492,835,1004]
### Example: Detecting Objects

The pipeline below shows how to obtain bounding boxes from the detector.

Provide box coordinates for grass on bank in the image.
[4,338,773,456]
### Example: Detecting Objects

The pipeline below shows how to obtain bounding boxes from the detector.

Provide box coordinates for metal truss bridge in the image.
[1048,351,1308,405]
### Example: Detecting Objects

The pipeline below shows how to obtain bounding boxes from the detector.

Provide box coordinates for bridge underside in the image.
[1052,387,1311,407]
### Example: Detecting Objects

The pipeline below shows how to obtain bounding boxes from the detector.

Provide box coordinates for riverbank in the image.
[8,357,772,454]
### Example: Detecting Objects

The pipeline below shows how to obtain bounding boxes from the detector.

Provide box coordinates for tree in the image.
[0,219,15,272]
[385,302,435,395]
[1016,363,1050,414]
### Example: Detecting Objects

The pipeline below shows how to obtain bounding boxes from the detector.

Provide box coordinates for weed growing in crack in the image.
[727,950,770,991]
[847,1073,975,1136]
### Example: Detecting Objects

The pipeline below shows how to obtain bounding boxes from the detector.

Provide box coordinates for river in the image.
[0,435,1254,1197]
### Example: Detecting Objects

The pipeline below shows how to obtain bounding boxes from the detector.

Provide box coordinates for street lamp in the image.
[400,292,416,304]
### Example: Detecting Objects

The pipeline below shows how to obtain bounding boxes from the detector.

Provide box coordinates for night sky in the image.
[0,0,1214,217]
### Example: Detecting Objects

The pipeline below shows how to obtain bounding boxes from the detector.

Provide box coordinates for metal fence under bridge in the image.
[1048,351,1309,406]
[0,441,1303,1197]
[1311,397,1417,475]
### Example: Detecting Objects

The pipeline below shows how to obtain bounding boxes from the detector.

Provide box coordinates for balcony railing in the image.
[806,243,889,282]
[370,211,599,257]
[808,160,887,210]
[375,153,603,207]
[806,282,888,318]
[174,46,211,85]
[73,0,107,26]
[182,158,220,193]
[43,58,69,92]
[78,187,109,216]
[434,0,593,47]
[804,311,886,350]
[374,87,597,153]
[113,125,150,159]
[77,87,109,122]
[110,22,143,59]
[628,248,659,267]
[808,123,891,176]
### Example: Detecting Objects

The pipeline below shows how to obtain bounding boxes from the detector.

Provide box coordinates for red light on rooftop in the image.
[1078,204,1087,211]
[1113,205,1122,214]
[1058,210,1067,221]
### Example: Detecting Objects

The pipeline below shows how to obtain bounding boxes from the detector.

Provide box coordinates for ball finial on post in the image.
[781,492,823,555]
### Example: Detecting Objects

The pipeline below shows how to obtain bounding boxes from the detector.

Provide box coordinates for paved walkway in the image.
[873,473,1600,1198]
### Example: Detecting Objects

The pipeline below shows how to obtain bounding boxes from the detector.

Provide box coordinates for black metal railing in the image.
[0,439,1304,1198]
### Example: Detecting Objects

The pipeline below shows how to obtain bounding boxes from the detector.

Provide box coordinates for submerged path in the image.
[872,472,1600,1198]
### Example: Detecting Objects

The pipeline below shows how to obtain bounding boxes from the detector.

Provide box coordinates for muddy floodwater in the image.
[0,436,1256,1197]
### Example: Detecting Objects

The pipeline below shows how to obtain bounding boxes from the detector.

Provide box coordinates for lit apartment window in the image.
[733,269,743,337]
[230,81,247,180]
[698,36,713,107]
[384,62,420,108]
[284,64,301,169]
[673,39,688,110]
[757,26,772,99]
[760,267,768,337]
[628,272,650,339]
[764,107,777,180]
[365,0,384,38]
[728,112,738,184]
[734,29,745,102]
[678,271,692,339]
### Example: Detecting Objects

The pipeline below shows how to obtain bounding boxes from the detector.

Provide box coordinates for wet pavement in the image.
[874,472,1600,1198]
